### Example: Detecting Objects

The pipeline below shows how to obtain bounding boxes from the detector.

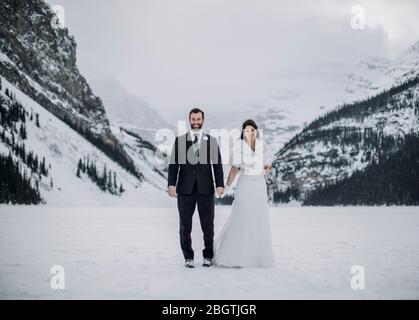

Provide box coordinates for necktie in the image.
[193,134,199,157]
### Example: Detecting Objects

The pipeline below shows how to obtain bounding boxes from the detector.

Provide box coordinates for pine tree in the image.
[40,157,47,176]
[101,165,107,191]
[19,123,27,140]
[0,152,42,204]
[77,159,82,178]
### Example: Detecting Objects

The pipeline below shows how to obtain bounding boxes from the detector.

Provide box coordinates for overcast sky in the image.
[46,0,419,122]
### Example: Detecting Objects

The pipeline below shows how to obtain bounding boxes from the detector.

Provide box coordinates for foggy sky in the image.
[46,0,419,122]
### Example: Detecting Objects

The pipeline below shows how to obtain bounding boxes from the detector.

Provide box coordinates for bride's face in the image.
[243,125,257,141]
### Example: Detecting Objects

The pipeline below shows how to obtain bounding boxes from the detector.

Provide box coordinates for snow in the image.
[0,52,15,65]
[109,126,168,191]
[0,77,171,207]
[0,205,418,299]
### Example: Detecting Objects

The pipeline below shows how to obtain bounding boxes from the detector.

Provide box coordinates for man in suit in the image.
[167,108,225,268]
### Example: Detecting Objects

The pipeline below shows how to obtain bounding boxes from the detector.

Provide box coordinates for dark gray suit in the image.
[168,132,224,260]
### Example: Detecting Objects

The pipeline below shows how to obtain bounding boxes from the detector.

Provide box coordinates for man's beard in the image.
[191,123,203,130]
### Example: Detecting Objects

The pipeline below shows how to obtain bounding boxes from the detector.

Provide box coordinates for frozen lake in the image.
[0,205,419,299]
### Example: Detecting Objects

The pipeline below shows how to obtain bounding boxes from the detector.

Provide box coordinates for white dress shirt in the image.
[189,129,204,145]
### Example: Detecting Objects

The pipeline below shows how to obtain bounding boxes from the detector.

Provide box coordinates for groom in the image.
[167,108,225,268]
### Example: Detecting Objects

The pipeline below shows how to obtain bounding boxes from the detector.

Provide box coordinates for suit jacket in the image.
[168,132,224,195]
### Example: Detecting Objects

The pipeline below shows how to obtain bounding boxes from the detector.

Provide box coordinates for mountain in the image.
[0,0,139,179]
[0,0,170,205]
[267,75,419,204]
[109,125,169,191]
[260,40,419,205]
[0,77,170,205]
[85,72,173,143]
[252,41,419,155]
[303,133,419,206]
[344,57,391,97]
[84,74,173,188]
[344,41,419,101]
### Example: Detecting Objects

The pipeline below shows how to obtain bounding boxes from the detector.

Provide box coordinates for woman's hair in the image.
[240,119,259,140]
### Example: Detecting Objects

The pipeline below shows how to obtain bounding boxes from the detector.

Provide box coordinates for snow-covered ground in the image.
[0,205,418,300]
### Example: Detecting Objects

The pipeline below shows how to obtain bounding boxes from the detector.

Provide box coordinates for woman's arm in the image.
[226,166,240,187]
[263,142,274,176]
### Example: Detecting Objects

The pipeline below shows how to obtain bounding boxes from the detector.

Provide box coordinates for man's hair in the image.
[189,108,205,119]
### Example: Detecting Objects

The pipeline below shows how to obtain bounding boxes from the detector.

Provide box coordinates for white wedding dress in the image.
[213,138,275,268]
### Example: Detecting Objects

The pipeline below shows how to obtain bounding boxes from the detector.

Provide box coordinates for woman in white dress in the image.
[213,119,276,268]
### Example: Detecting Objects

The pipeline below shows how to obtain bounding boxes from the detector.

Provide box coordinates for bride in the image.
[213,119,276,268]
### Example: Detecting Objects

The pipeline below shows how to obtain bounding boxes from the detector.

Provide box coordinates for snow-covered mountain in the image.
[267,75,419,203]
[0,0,141,179]
[265,40,419,204]
[109,125,169,191]
[302,132,419,206]
[0,0,170,205]
[344,41,419,100]
[0,1,108,134]
[344,57,392,97]
[252,40,419,155]
[86,73,173,143]
[0,77,170,206]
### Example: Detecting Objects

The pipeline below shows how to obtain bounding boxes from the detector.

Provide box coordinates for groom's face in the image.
[189,112,204,131]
